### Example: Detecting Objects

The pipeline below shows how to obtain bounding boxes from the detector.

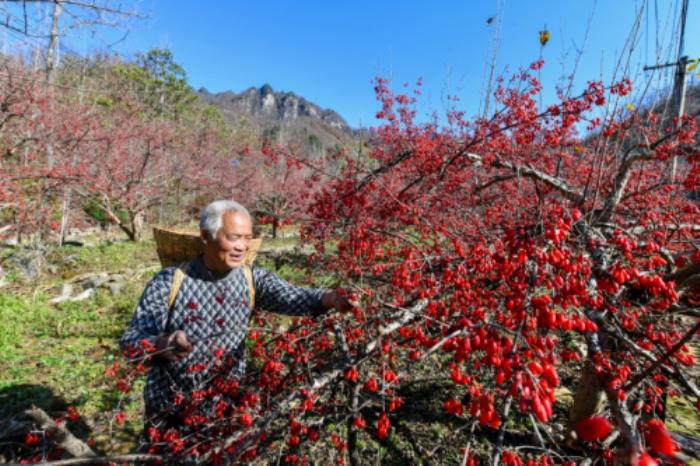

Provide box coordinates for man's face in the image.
[201,211,253,272]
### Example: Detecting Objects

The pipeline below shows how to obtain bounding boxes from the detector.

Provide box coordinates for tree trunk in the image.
[125,209,145,242]
[568,312,608,441]
[106,206,142,241]
[14,211,22,245]
[568,360,605,431]
[45,0,63,84]
[58,188,71,246]
[347,383,362,466]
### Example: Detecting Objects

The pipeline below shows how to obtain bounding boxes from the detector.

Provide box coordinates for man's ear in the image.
[200,229,211,246]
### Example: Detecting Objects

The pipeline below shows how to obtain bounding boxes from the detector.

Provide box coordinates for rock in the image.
[48,283,76,304]
[106,282,123,295]
[81,272,108,290]
[69,288,94,301]
[108,273,126,283]
[10,247,47,281]
[197,85,352,130]
[2,236,18,246]
[60,283,74,297]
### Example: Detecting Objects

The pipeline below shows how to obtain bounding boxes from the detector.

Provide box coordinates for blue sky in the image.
[7,0,700,128]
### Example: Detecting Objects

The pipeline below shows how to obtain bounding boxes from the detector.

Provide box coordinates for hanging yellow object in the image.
[626,103,635,112]
[687,62,698,72]
[539,28,550,46]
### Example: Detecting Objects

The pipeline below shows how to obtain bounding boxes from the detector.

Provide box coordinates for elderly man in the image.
[120,200,351,426]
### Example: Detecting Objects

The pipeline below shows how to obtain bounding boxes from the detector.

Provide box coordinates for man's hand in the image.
[322,289,355,313]
[155,330,193,362]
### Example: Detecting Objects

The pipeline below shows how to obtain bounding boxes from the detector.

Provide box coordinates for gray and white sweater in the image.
[119,257,326,414]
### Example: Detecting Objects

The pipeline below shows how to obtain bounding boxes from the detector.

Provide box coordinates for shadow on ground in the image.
[0,384,93,463]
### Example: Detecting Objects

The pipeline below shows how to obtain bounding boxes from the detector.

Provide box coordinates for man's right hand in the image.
[155,330,193,362]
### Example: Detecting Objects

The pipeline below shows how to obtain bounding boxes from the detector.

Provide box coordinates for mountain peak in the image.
[259,83,274,96]
[196,85,355,157]
[197,85,350,132]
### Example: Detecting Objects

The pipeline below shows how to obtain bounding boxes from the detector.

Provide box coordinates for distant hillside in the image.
[197,84,357,157]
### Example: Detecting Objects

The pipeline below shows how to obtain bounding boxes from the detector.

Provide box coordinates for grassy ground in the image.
[0,239,159,456]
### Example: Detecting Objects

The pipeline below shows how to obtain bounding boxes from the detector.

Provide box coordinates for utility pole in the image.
[643,0,691,182]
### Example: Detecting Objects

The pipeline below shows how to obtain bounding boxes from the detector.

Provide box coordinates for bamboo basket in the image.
[153,226,262,267]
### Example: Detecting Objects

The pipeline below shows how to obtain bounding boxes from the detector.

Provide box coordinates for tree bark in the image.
[568,360,605,431]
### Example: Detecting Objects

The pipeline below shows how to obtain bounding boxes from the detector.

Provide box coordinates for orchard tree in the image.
[0,57,95,242]
[246,141,319,239]
[0,58,45,240]
[73,98,179,241]
[1,47,317,244]
[65,51,236,240]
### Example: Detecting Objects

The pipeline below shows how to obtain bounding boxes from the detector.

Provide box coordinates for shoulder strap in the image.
[167,263,254,311]
[168,263,188,312]
[243,265,255,309]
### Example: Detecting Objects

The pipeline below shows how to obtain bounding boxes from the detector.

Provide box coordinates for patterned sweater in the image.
[119,257,326,414]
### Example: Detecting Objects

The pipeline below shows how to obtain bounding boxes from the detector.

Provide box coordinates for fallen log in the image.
[24,407,96,459]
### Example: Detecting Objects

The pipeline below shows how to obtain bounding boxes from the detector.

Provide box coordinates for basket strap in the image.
[168,263,188,312]
[167,263,254,317]
[243,265,255,309]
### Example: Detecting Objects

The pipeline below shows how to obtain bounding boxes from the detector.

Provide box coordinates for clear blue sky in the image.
[21,0,700,127]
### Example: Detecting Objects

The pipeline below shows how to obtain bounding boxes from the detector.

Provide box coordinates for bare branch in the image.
[597,151,654,223]
[491,158,585,204]
[623,319,700,392]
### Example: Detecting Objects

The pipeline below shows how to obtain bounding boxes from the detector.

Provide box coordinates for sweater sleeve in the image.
[252,267,326,317]
[119,268,175,359]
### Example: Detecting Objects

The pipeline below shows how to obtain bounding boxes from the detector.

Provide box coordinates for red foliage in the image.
[643,419,677,456]
[376,412,390,440]
[574,416,613,442]
[637,452,659,466]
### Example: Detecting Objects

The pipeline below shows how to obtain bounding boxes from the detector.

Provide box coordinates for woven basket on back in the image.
[153,226,262,268]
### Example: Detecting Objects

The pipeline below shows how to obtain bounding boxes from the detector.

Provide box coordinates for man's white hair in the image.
[200,200,251,238]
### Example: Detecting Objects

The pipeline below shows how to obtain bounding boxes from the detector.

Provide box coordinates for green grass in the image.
[47,239,158,278]
[0,240,158,455]
[667,396,700,437]
[0,294,52,361]
[0,289,141,408]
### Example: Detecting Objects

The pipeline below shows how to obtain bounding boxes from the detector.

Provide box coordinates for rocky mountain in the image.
[197,84,358,157]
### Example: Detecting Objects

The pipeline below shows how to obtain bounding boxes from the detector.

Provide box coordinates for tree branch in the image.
[623,319,700,392]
